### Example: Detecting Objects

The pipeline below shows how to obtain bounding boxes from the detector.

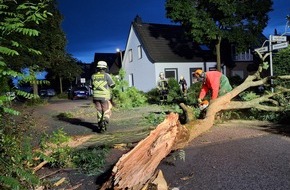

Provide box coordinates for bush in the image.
[111,69,147,109]
[146,78,190,105]
[185,82,203,105]
[38,129,73,168]
[72,147,109,175]
[112,86,147,109]
[0,115,41,189]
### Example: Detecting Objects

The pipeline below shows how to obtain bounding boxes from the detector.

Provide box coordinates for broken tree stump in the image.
[100,113,189,190]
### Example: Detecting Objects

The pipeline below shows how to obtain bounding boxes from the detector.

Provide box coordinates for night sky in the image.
[57,0,290,63]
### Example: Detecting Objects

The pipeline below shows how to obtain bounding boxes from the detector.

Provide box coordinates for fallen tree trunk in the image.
[100,113,189,189]
[100,65,290,189]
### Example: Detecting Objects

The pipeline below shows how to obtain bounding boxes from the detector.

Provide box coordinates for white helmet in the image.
[97,61,107,68]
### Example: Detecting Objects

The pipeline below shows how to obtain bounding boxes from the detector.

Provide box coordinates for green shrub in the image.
[146,88,160,104]
[71,147,109,175]
[0,118,41,189]
[144,112,167,126]
[112,69,147,108]
[39,129,73,168]
[185,82,203,105]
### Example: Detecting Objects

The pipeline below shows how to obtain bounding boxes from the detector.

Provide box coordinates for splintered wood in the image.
[101,113,189,190]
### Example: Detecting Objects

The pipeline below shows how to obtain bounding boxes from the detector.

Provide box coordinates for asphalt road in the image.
[159,121,290,190]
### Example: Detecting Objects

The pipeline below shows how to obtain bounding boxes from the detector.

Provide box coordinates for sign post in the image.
[254,35,289,92]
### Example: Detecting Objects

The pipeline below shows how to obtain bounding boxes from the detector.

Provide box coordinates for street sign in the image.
[271,35,287,42]
[272,42,289,50]
[254,46,268,53]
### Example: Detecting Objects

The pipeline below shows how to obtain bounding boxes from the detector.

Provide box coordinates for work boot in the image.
[99,120,108,133]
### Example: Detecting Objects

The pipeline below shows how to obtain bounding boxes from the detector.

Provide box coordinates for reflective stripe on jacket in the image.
[158,79,168,90]
[92,73,110,100]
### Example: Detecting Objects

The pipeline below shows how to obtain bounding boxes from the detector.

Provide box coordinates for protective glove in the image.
[197,98,202,103]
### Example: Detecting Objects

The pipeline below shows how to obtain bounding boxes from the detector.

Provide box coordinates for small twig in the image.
[33,161,48,173]
[39,169,62,179]
[53,177,66,187]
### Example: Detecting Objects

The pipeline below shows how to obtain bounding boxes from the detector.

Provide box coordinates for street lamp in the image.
[116,48,123,65]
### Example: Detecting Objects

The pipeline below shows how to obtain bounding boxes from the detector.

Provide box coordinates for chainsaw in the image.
[199,100,209,111]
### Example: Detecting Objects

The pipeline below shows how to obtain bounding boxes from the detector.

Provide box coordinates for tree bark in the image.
[59,76,63,94]
[100,113,189,190]
[215,36,222,71]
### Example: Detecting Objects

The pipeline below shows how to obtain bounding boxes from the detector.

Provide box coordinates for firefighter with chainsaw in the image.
[91,61,115,132]
[194,69,232,110]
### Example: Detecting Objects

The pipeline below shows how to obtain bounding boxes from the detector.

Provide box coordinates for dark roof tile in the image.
[133,22,215,63]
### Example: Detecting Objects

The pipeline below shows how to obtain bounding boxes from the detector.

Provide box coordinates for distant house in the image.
[227,33,268,79]
[121,16,271,92]
[122,16,220,92]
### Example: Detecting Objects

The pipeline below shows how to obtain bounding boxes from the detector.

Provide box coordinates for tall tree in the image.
[46,53,83,93]
[0,0,54,189]
[165,0,273,71]
[3,0,68,96]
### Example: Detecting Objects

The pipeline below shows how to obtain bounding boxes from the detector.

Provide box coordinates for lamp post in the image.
[116,48,123,65]
[116,48,124,92]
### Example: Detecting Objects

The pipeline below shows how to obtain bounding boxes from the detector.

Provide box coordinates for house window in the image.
[164,68,177,80]
[137,45,142,59]
[129,49,133,62]
[129,73,134,87]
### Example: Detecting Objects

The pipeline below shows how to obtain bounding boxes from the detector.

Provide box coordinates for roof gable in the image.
[132,21,215,63]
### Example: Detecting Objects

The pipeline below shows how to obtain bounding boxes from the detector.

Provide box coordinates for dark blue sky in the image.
[57,0,290,63]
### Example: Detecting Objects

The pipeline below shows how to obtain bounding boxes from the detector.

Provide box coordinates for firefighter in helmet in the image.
[91,61,115,132]
[179,75,187,97]
[157,72,169,104]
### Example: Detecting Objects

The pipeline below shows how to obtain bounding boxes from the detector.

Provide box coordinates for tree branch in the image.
[224,88,290,111]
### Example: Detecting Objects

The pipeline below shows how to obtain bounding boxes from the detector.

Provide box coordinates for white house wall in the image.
[123,25,218,92]
[123,26,156,92]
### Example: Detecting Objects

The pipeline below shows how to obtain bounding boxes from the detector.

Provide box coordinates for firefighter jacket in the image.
[157,78,168,91]
[199,71,232,100]
[91,71,115,101]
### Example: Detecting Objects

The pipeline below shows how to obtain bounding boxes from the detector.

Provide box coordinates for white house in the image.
[122,16,220,92]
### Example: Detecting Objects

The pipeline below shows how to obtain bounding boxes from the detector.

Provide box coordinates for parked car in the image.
[68,86,89,100]
[39,88,56,97]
